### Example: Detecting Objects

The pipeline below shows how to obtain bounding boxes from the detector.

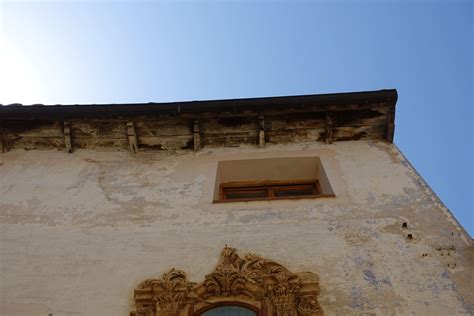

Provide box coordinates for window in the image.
[201,306,256,316]
[220,180,323,202]
[213,157,335,203]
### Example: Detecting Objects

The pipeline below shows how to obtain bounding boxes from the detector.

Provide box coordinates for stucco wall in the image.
[0,140,472,315]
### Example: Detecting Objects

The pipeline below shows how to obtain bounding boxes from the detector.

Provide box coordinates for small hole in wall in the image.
[407,234,413,240]
[402,222,408,228]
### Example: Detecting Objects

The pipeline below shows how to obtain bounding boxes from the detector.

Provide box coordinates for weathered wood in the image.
[331,108,387,127]
[69,121,127,149]
[71,121,127,139]
[200,117,258,134]
[2,120,63,137]
[258,115,265,148]
[265,113,326,133]
[6,136,64,150]
[200,117,258,147]
[0,121,63,151]
[127,121,139,154]
[73,138,128,149]
[135,119,191,137]
[138,136,193,151]
[1,130,8,153]
[179,102,390,119]
[325,112,334,144]
[63,121,73,153]
[202,132,258,147]
[267,128,325,144]
[386,106,395,142]
[0,98,395,151]
[332,125,386,141]
[193,120,200,152]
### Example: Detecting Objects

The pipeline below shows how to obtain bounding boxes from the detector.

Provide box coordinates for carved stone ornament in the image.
[131,247,323,316]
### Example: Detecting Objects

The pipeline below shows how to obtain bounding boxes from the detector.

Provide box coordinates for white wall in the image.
[0,140,472,316]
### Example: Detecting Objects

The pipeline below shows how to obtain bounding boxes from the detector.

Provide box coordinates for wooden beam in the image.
[63,121,73,153]
[386,106,395,142]
[258,115,265,148]
[127,121,139,154]
[0,122,7,153]
[193,120,201,152]
[325,112,333,144]
[0,133,8,153]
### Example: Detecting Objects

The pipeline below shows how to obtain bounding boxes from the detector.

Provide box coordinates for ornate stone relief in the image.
[131,247,322,316]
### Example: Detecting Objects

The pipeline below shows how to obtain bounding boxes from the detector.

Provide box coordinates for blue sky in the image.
[0,0,472,235]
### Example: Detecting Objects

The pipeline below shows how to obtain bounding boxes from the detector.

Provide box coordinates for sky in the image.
[0,0,472,235]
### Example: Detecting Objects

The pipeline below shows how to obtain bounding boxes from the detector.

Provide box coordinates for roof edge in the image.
[0,89,398,121]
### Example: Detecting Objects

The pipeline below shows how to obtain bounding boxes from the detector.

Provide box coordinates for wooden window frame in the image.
[214,179,335,203]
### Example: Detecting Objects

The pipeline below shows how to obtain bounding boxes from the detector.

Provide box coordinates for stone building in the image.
[0,89,472,316]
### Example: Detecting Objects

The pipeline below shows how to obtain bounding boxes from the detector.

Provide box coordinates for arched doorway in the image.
[201,306,256,316]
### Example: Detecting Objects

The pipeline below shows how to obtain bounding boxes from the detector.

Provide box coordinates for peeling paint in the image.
[0,140,472,316]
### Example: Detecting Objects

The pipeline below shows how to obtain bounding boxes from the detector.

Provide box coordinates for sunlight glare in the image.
[0,36,44,105]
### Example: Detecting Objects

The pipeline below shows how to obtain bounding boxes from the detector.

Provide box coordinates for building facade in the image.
[0,90,472,316]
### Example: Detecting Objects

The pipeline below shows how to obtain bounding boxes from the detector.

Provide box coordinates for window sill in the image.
[213,193,335,203]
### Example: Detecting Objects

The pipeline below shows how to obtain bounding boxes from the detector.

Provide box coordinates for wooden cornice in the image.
[0,89,398,153]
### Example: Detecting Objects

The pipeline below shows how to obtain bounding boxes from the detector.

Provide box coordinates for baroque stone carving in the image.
[134,269,195,316]
[131,247,322,316]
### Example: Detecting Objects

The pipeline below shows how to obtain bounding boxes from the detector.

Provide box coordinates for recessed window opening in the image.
[213,156,335,203]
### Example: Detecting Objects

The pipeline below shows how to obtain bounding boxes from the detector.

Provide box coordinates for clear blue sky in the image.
[0,1,472,235]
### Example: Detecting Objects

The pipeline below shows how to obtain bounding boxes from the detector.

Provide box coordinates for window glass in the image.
[201,306,256,316]
[225,189,267,200]
[273,186,316,197]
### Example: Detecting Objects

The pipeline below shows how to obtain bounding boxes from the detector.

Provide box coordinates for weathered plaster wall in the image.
[0,140,472,316]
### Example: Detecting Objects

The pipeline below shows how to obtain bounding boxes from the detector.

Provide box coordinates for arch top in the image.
[196,301,259,316]
[130,246,323,316]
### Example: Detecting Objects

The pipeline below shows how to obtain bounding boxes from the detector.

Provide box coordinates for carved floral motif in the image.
[298,295,323,316]
[131,247,322,316]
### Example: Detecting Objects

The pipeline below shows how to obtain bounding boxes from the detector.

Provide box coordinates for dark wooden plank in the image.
[325,112,333,144]
[193,120,200,152]
[127,122,139,154]
[63,121,73,153]
[258,115,265,148]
